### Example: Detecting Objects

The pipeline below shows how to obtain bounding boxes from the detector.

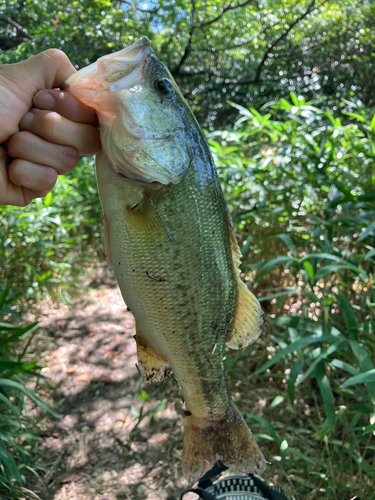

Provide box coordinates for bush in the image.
[0,290,61,499]
[0,156,102,499]
[0,156,103,305]
[211,95,375,498]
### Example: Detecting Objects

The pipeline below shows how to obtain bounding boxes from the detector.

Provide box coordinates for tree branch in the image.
[243,0,320,85]
[198,0,255,28]
[0,14,33,40]
[171,0,196,75]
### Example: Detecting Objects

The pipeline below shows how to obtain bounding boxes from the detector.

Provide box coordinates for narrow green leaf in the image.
[358,220,375,242]
[248,334,339,379]
[0,393,20,422]
[0,378,60,419]
[350,342,375,407]
[303,260,314,281]
[275,234,297,257]
[329,359,357,375]
[0,323,38,348]
[314,362,335,430]
[365,249,375,261]
[350,452,375,479]
[314,264,358,281]
[341,369,375,388]
[298,253,352,266]
[296,341,343,387]
[287,362,303,404]
[336,290,358,340]
[258,256,295,279]
[0,439,21,483]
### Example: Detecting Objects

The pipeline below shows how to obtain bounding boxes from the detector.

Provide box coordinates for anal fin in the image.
[135,329,172,383]
[226,211,264,350]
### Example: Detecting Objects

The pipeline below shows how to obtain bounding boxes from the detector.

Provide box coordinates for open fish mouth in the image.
[62,37,152,107]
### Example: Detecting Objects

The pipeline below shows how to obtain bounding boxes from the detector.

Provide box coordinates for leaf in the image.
[0,378,60,419]
[314,264,355,281]
[274,233,297,257]
[358,220,375,242]
[0,439,21,483]
[258,256,296,279]
[314,362,335,430]
[287,362,303,404]
[270,395,284,408]
[44,191,52,207]
[341,369,375,388]
[303,260,314,281]
[365,249,375,261]
[349,341,375,408]
[350,452,375,479]
[280,439,288,452]
[0,323,38,348]
[298,253,354,266]
[248,334,340,379]
[336,290,358,340]
[329,359,357,375]
[296,341,343,387]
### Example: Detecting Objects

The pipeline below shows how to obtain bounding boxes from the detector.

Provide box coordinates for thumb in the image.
[11,49,76,106]
[0,49,77,143]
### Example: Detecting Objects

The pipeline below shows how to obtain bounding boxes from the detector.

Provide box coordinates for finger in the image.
[8,159,57,193]
[0,147,52,207]
[11,49,76,102]
[7,131,79,175]
[19,109,100,156]
[33,89,98,125]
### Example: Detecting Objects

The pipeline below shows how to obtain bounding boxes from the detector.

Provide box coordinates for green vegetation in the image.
[0,1,375,498]
[211,96,375,498]
[1,0,375,125]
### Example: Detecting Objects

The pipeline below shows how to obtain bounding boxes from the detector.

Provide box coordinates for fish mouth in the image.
[62,37,152,107]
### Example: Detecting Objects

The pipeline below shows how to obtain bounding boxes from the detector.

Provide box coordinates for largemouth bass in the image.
[65,37,266,483]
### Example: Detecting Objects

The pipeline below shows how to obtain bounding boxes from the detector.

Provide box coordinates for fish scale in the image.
[102,159,234,418]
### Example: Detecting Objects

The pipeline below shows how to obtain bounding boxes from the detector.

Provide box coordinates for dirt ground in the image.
[26,268,294,500]
[28,270,193,500]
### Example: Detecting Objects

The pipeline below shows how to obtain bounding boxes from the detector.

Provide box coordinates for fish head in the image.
[65,37,193,184]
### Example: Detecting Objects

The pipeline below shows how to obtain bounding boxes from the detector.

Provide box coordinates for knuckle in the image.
[8,159,24,185]
[42,167,57,191]
[44,111,61,138]
[7,132,29,158]
[61,147,78,173]
[43,48,69,64]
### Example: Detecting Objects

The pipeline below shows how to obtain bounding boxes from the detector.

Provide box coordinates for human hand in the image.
[0,49,101,206]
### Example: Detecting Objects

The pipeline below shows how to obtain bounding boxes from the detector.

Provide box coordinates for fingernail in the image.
[19,111,34,130]
[33,90,55,110]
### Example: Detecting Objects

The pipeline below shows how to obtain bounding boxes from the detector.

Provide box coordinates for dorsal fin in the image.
[226,212,264,350]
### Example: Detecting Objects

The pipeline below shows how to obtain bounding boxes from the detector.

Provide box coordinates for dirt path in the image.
[33,275,188,500]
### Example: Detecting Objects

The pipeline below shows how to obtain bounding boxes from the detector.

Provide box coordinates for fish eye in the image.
[155,78,173,95]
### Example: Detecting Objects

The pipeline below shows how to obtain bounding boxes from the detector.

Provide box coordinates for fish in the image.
[64,36,266,484]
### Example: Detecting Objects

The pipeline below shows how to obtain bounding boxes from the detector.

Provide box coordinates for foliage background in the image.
[0,1,375,499]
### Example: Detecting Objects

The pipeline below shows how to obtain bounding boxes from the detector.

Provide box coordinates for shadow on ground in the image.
[30,282,187,500]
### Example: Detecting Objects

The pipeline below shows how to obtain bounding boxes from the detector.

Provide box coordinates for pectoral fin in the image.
[226,212,264,350]
[135,329,172,382]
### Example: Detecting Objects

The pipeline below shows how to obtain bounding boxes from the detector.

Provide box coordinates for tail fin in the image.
[182,402,266,484]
